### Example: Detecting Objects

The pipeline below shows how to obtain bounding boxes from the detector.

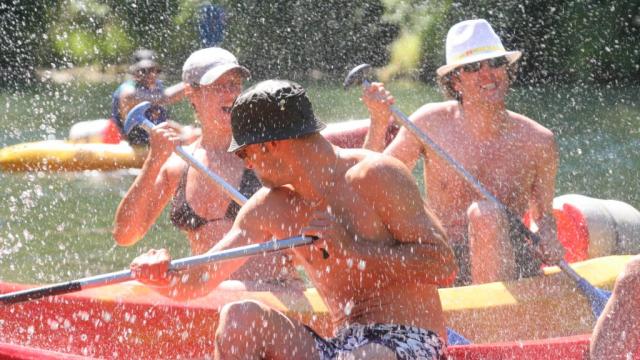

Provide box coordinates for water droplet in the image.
[358,260,366,271]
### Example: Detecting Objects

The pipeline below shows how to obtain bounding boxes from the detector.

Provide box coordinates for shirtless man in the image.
[590,255,640,359]
[363,19,564,285]
[130,80,457,359]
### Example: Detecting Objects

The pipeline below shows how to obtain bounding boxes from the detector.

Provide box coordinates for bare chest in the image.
[424,131,537,208]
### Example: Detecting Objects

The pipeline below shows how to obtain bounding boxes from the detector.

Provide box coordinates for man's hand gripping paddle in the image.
[0,235,317,305]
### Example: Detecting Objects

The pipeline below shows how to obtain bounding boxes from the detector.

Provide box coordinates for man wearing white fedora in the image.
[362,19,565,285]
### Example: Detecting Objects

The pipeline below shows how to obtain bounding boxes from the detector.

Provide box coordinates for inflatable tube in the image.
[0,140,147,172]
[554,194,640,260]
[1,118,395,172]
[68,119,122,144]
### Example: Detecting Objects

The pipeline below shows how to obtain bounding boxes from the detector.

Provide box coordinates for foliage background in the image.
[1,0,638,87]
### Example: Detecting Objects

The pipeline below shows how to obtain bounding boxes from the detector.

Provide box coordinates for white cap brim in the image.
[436,50,521,77]
[199,64,251,86]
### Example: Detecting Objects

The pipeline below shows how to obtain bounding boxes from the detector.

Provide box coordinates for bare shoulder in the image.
[508,111,555,145]
[237,185,294,216]
[342,148,414,187]
[233,185,299,234]
[412,100,459,129]
[118,85,136,99]
[157,153,187,186]
[508,111,554,138]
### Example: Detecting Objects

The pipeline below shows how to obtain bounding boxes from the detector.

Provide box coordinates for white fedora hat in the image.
[437,19,521,77]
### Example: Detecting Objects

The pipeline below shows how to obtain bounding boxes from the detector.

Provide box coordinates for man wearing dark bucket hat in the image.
[110,48,186,145]
[130,79,457,359]
[362,19,565,285]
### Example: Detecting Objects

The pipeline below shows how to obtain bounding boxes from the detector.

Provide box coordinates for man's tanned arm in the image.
[129,193,272,300]
[349,154,457,286]
[530,133,564,263]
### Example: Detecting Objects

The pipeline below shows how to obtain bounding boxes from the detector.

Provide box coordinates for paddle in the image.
[126,102,332,260]
[343,64,612,319]
[0,235,317,306]
[125,101,247,206]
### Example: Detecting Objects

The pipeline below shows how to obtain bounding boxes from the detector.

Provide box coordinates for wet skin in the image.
[114,71,299,286]
[591,255,640,359]
[363,60,565,283]
[130,134,456,345]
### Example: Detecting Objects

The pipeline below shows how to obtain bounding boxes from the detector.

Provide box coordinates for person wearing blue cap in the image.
[110,49,186,145]
[363,19,565,285]
[129,79,457,359]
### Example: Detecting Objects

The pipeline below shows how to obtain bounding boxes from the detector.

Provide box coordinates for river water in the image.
[0,80,638,283]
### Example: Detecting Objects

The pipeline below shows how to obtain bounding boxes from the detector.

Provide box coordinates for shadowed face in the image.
[135,67,160,88]
[236,141,290,188]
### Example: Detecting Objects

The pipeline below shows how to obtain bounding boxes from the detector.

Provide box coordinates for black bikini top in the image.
[169,166,262,231]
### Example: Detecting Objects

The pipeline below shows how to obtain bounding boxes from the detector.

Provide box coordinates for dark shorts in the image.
[305,323,445,360]
[453,213,542,286]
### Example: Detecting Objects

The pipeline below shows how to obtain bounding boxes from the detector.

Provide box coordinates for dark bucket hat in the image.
[228,80,326,153]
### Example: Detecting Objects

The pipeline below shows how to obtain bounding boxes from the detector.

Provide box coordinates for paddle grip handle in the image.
[0,282,82,305]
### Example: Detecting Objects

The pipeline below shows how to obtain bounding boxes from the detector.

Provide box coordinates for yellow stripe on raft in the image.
[441,255,630,343]
[60,255,631,345]
[294,256,630,342]
[0,140,147,172]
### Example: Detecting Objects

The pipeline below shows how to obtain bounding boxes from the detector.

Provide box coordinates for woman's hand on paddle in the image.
[130,248,172,287]
[361,82,394,126]
[301,210,351,259]
[148,121,184,162]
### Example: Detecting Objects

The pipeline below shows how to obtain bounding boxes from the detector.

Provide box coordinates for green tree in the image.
[219,0,398,80]
[404,0,640,84]
[0,0,60,87]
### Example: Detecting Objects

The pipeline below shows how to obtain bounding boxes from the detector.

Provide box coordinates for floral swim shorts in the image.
[305,323,445,360]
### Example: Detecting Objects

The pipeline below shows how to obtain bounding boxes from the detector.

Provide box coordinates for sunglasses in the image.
[459,57,509,73]
[139,67,160,75]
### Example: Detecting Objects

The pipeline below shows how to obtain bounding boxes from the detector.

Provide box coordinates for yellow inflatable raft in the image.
[0,140,147,172]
